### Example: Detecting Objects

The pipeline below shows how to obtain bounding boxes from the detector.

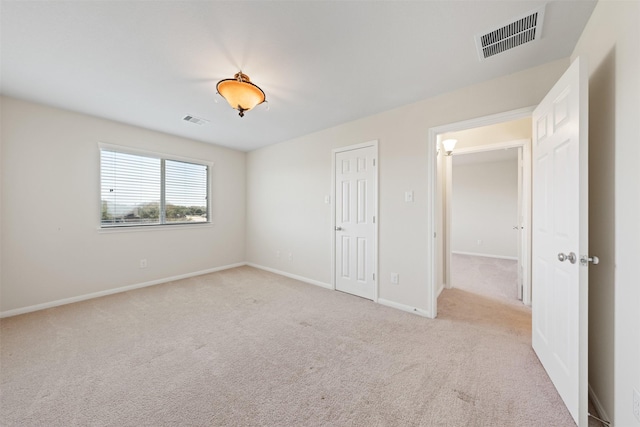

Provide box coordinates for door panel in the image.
[532,57,588,426]
[341,236,350,277]
[334,145,377,300]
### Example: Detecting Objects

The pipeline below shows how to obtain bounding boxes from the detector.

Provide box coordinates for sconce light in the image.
[441,139,458,156]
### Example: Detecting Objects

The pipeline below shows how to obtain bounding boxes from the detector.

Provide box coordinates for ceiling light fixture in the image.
[216,72,266,117]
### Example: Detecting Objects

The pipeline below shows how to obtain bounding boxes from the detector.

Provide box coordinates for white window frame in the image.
[98,143,213,230]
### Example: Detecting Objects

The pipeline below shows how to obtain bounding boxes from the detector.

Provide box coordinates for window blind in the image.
[100,148,209,227]
[165,159,208,223]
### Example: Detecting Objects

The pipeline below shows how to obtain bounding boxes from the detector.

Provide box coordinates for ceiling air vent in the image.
[475,6,545,60]
[183,115,210,125]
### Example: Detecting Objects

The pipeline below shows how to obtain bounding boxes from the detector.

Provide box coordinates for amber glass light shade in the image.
[216,72,266,117]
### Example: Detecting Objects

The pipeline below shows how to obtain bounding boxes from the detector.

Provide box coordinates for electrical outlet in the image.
[633,388,640,422]
[139,259,147,268]
[477,239,482,246]
[390,273,399,284]
[288,251,293,262]
[276,250,280,258]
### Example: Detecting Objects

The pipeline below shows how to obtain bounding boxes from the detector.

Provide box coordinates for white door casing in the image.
[444,139,531,302]
[444,153,453,290]
[517,147,524,301]
[333,143,378,300]
[427,108,534,319]
[532,57,588,426]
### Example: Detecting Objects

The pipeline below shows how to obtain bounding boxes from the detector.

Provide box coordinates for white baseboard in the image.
[588,383,611,425]
[2,262,433,322]
[377,298,431,318]
[246,263,333,290]
[451,251,518,261]
[248,264,435,319]
[0,262,247,318]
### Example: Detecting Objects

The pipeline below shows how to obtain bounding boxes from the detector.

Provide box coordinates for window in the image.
[100,147,209,227]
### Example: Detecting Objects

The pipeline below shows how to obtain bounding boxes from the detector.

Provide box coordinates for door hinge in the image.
[373,273,376,281]
[373,216,376,223]
[373,158,376,167]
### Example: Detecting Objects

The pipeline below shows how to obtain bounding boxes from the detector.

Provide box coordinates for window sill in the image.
[97,222,214,234]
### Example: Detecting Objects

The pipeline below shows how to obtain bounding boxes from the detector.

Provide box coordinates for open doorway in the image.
[427,59,591,426]
[448,145,522,304]
[441,122,531,306]
[426,108,534,318]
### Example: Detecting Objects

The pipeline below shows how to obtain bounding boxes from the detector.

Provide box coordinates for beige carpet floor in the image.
[1,266,579,426]
[449,255,605,427]
[450,254,519,304]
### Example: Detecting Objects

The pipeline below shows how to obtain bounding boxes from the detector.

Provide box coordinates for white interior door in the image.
[532,57,588,426]
[334,144,377,300]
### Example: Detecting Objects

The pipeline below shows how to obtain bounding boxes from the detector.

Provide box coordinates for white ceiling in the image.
[0,1,596,151]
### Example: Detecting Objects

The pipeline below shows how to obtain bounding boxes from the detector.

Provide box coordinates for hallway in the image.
[450,253,519,304]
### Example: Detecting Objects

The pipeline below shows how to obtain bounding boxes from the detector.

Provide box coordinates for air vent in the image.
[183,115,210,125]
[475,6,545,60]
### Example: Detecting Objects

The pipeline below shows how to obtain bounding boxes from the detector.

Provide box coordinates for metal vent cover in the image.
[475,6,545,60]
[183,115,209,125]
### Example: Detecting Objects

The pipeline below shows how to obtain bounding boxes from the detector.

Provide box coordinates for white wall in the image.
[571,1,640,425]
[246,58,568,315]
[0,96,246,314]
[451,158,518,258]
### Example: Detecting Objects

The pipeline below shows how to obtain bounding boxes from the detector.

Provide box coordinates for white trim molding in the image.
[428,107,535,137]
[451,251,518,261]
[249,265,435,319]
[377,298,431,318]
[247,263,333,290]
[0,262,246,318]
[452,139,530,156]
[427,106,535,318]
[1,262,434,321]
[250,265,432,318]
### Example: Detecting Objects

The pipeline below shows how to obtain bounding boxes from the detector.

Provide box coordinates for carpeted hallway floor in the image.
[450,254,520,304]
[1,266,579,426]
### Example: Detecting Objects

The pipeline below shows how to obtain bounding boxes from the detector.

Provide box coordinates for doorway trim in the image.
[445,139,531,305]
[426,107,534,318]
[331,140,379,302]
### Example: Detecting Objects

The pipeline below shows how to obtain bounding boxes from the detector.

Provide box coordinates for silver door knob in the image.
[335,226,343,231]
[558,252,577,264]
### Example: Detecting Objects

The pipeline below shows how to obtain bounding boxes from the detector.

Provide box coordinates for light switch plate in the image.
[405,191,414,202]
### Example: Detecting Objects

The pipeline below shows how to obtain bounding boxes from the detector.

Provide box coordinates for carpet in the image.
[450,254,519,303]
[0,266,577,426]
